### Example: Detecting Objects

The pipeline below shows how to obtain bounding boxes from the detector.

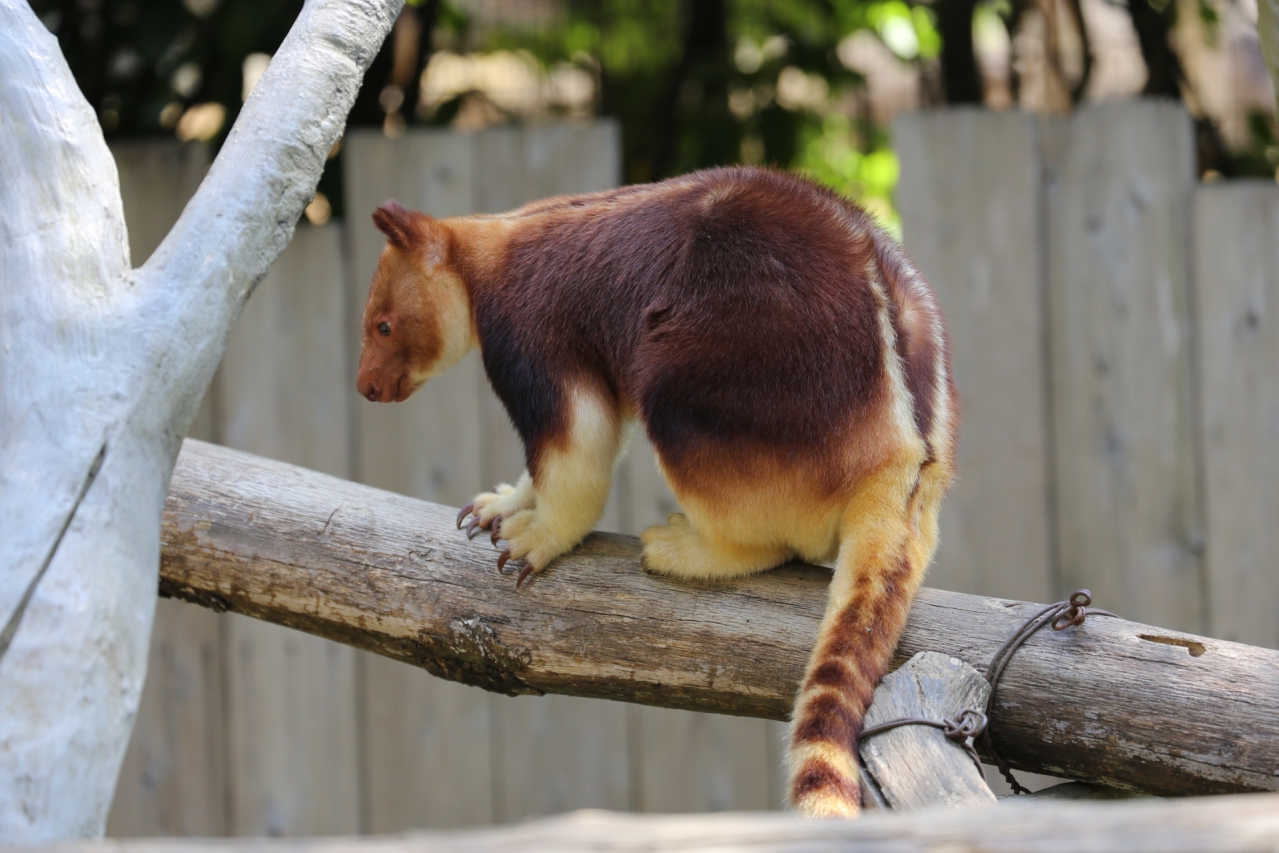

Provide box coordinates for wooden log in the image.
[19,794,1279,853]
[160,439,1279,798]
[859,652,996,810]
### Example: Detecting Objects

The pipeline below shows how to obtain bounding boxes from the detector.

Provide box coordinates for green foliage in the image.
[484,0,923,214]
[795,113,902,235]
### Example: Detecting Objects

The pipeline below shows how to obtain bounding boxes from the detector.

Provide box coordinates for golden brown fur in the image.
[356,167,957,818]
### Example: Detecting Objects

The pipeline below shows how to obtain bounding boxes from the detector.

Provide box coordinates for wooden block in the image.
[859,652,996,810]
[894,109,1053,603]
[1193,181,1279,649]
[1043,101,1203,632]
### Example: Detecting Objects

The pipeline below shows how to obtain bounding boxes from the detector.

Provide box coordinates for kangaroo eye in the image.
[378,322,391,337]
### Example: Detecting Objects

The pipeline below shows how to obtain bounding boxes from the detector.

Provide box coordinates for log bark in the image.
[859,652,996,810]
[15,794,1279,853]
[161,439,1279,798]
[0,0,400,839]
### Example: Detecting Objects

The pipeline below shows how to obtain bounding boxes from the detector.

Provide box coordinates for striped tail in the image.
[787,453,953,817]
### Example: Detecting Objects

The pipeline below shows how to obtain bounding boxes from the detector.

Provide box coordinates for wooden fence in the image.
[896,100,1278,650]
[104,101,1279,837]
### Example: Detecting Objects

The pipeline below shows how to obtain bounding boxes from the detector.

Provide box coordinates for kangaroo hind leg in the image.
[640,509,791,581]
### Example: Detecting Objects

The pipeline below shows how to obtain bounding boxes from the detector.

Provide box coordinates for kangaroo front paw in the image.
[457,482,534,539]
[492,509,577,588]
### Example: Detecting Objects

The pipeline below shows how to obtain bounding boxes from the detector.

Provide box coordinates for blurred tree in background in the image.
[26,0,1279,228]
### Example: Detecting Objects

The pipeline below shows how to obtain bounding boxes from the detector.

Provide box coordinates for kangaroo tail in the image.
[786,450,953,817]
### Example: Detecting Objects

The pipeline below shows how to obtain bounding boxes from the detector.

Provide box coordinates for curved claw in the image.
[490,516,503,546]
[466,516,483,539]
[515,565,535,589]
[456,503,475,529]
[497,549,512,574]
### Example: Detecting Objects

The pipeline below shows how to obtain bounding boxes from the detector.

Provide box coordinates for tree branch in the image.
[134,0,402,440]
[162,440,1279,799]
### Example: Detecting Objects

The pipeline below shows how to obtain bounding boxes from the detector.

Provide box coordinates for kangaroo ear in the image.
[372,200,419,249]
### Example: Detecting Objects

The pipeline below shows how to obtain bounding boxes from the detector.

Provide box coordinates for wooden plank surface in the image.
[107,142,223,838]
[110,140,209,267]
[160,439,1279,797]
[1193,182,1279,650]
[1042,101,1204,632]
[894,108,1054,604]
[52,795,1279,853]
[629,706,778,813]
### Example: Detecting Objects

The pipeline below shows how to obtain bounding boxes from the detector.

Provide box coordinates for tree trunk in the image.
[937,0,983,104]
[0,0,401,839]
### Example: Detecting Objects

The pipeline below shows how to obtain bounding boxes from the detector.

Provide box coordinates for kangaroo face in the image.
[357,201,474,403]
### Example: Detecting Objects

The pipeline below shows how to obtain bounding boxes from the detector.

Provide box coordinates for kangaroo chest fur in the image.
[357,165,957,818]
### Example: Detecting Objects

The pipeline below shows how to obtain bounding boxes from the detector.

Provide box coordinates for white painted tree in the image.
[0,0,401,839]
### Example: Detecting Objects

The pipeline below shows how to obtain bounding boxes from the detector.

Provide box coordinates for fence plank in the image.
[490,696,632,821]
[894,108,1054,604]
[1194,182,1279,650]
[107,142,224,838]
[215,225,361,836]
[111,141,209,267]
[630,707,777,813]
[343,127,496,833]
[467,122,644,819]
[222,617,360,836]
[1043,102,1204,631]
